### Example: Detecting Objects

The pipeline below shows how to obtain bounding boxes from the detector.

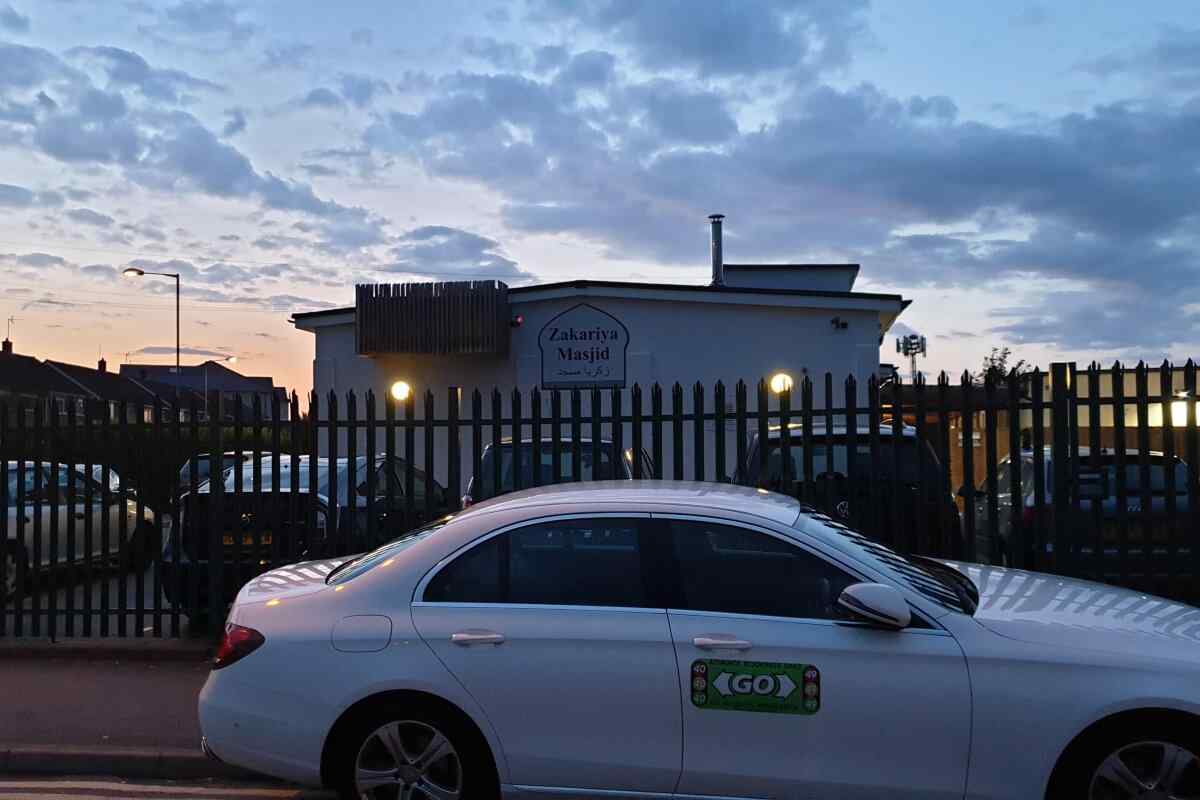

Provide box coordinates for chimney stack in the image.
[709,213,725,287]
[98,356,107,373]
[1,338,11,356]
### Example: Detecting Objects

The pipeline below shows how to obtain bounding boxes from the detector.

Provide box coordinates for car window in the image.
[424,518,648,608]
[669,520,856,620]
[756,438,944,488]
[474,445,621,499]
[4,466,41,500]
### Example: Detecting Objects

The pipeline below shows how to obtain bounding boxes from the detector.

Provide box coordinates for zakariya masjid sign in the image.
[538,303,629,389]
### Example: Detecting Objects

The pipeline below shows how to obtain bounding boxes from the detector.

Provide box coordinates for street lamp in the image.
[122,266,180,383]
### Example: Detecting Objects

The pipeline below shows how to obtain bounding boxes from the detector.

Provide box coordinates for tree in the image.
[975,346,1030,383]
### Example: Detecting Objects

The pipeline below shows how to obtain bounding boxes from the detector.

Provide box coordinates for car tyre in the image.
[330,700,499,800]
[1049,717,1200,800]
[2,541,29,601]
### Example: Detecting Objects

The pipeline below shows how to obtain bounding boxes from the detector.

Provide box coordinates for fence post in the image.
[0,400,8,637]
[960,372,976,564]
[1159,361,1178,598]
[1006,370,1024,571]
[422,390,434,519]
[1050,363,1071,577]
[471,390,482,505]
[845,376,859,533]
[1186,361,1199,602]
[692,383,704,482]
[714,382,726,483]
[1030,370,1046,571]
[1111,362,1128,588]
[983,373,999,566]
[447,387,461,504]
[206,390,224,636]
[631,385,643,479]
[530,386,541,487]
[734,381,747,485]
[550,390,562,483]
[365,390,377,548]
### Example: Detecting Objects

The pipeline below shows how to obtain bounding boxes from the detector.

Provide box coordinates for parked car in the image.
[967,448,1196,563]
[3,461,164,599]
[738,422,963,555]
[202,481,1200,800]
[462,438,654,507]
[165,455,447,621]
[177,451,256,493]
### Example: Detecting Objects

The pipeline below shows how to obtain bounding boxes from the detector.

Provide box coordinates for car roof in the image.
[762,422,917,439]
[463,479,802,525]
[1015,447,1180,462]
[488,438,615,447]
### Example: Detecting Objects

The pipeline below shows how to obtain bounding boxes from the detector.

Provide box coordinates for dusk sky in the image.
[1,0,1198,396]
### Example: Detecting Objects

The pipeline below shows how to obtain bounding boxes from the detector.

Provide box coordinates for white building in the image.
[291,216,909,481]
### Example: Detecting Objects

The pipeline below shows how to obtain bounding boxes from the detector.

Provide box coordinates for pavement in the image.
[0,641,267,785]
[0,776,335,798]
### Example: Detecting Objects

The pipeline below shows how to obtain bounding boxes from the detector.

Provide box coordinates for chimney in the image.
[98,357,107,373]
[1,338,11,356]
[709,213,725,287]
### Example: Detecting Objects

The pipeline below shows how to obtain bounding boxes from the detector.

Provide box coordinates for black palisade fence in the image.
[2,360,1199,638]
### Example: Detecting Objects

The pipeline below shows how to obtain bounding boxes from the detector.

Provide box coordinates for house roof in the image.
[0,352,85,397]
[119,361,275,393]
[45,361,165,405]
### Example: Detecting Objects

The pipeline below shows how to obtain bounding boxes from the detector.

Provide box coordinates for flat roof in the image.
[292,278,907,324]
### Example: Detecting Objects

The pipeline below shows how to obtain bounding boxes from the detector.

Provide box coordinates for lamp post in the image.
[122,267,180,382]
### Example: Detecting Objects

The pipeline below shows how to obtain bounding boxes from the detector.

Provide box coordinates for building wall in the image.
[307,295,886,484]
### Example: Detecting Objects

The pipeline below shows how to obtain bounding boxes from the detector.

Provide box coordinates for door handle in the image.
[693,635,752,651]
[451,629,505,646]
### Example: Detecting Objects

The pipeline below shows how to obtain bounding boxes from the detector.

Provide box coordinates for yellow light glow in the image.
[266,598,280,607]
[382,558,395,567]
[390,381,411,402]
[757,488,769,495]
[769,372,794,394]
[1171,400,1200,426]
[334,585,345,592]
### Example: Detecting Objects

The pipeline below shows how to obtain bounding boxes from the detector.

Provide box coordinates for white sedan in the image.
[199,481,1200,800]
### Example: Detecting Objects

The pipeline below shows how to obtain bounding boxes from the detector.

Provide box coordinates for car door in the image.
[659,516,971,800]
[411,514,682,793]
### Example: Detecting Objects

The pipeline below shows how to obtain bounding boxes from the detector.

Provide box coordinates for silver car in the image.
[3,461,163,598]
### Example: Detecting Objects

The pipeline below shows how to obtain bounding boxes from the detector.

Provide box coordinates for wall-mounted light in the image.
[511,314,524,328]
[769,372,794,394]
[390,380,412,402]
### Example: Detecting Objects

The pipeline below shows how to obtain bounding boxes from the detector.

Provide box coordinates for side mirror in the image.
[837,583,911,630]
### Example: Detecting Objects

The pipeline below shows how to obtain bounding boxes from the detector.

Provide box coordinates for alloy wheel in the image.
[354,719,463,800]
[1090,740,1200,799]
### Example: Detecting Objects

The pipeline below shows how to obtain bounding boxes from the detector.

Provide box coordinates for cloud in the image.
[627,79,738,143]
[23,297,82,310]
[462,36,527,71]
[16,252,67,267]
[65,207,115,226]
[298,162,338,177]
[556,50,616,89]
[222,107,247,136]
[338,73,390,108]
[0,182,34,206]
[67,46,224,103]
[386,225,531,281]
[350,27,373,47]
[296,87,344,110]
[79,263,116,278]
[145,0,256,46]
[262,43,314,70]
[134,344,232,357]
[0,4,29,33]
[1011,5,1049,27]
[1077,27,1200,89]
[531,0,867,78]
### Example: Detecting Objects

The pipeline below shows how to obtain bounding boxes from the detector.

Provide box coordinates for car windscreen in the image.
[325,518,451,585]
[473,445,624,499]
[754,438,944,487]
[807,513,973,614]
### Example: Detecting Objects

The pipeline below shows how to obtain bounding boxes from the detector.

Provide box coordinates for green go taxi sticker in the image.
[690,659,820,715]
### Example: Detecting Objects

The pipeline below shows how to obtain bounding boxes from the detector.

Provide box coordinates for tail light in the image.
[213,623,265,670]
